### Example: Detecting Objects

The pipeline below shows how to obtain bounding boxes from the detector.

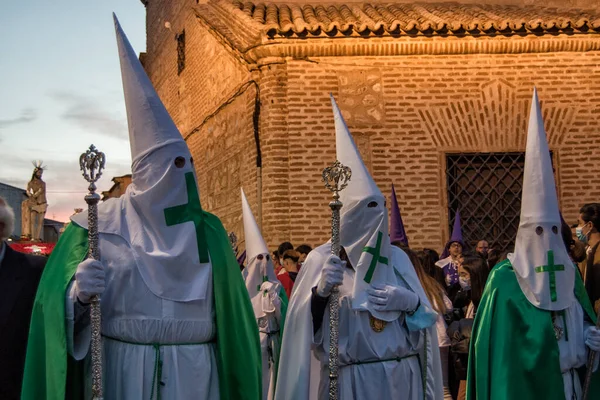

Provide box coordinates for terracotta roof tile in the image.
[223,1,600,37]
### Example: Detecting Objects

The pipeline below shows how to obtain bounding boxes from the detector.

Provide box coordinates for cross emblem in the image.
[257,275,268,294]
[534,250,565,302]
[164,172,210,263]
[362,231,389,283]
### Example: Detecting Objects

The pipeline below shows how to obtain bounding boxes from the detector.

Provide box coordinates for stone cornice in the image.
[241,33,600,64]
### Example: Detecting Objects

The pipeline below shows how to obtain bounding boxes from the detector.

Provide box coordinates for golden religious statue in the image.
[21,161,48,241]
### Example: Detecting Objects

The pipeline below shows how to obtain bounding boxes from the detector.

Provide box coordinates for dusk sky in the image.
[0,1,146,222]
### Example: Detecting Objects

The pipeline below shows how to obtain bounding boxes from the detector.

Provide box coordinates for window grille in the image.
[446,153,530,253]
[177,30,186,75]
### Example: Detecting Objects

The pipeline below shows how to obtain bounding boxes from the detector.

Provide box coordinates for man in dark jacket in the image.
[0,196,46,399]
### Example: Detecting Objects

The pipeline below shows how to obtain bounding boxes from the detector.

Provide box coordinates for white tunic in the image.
[313,267,424,400]
[556,299,595,400]
[275,244,442,400]
[66,233,219,400]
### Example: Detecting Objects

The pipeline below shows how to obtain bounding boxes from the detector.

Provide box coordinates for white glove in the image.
[586,326,600,352]
[316,255,345,297]
[75,258,105,304]
[260,281,281,312]
[367,284,419,312]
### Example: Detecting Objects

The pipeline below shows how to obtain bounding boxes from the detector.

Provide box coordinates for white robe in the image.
[276,244,443,400]
[556,299,595,399]
[66,233,219,400]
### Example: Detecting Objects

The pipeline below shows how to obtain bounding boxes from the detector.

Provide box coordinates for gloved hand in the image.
[367,284,419,312]
[585,326,600,352]
[75,258,105,304]
[316,255,345,297]
[260,281,281,312]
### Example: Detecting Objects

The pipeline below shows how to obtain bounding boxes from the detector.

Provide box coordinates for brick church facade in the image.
[140,0,600,253]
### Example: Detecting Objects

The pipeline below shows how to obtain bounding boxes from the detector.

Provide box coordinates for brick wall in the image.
[281,52,600,251]
[143,1,600,253]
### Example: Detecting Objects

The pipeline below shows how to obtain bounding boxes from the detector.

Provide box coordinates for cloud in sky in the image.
[0,108,37,130]
[49,91,128,140]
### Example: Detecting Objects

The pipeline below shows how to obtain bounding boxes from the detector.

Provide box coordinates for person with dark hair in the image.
[419,248,447,289]
[277,242,294,266]
[405,248,453,400]
[578,203,600,313]
[295,244,312,266]
[485,248,501,271]
[448,256,490,400]
[282,250,301,283]
[0,197,46,399]
[273,248,293,299]
[475,240,489,259]
[436,212,465,301]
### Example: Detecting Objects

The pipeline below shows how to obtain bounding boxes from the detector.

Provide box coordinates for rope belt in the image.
[103,334,215,400]
[340,352,419,367]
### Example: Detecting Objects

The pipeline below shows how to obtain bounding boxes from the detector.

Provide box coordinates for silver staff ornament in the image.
[322,160,352,400]
[79,144,106,400]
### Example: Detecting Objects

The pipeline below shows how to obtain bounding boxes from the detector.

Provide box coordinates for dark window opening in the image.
[177,30,185,75]
[446,152,544,253]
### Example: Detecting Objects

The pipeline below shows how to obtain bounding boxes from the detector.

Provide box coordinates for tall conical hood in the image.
[508,88,574,311]
[240,189,280,318]
[331,94,399,322]
[332,95,382,203]
[241,189,269,261]
[390,184,409,247]
[114,14,186,167]
[440,210,463,259]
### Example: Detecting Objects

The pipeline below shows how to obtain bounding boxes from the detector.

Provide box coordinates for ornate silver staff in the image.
[79,144,106,400]
[229,231,238,253]
[583,314,600,400]
[322,160,351,400]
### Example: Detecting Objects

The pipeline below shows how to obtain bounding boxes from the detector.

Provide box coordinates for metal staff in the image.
[583,314,600,400]
[79,145,106,400]
[322,160,352,400]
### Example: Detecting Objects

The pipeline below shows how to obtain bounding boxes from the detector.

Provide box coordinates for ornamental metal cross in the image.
[362,231,389,283]
[164,172,210,263]
[534,250,565,302]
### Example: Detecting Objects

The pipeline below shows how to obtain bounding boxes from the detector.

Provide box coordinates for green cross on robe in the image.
[534,250,565,302]
[257,275,268,294]
[362,231,389,283]
[164,171,210,263]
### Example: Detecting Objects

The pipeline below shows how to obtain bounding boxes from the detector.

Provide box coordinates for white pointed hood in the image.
[241,189,281,318]
[508,88,575,311]
[332,94,399,322]
[72,15,211,302]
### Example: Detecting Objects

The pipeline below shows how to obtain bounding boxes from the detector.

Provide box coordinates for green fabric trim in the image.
[204,211,262,400]
[466,259,600,400]
[21,223,88,400]
[21,212,262,400]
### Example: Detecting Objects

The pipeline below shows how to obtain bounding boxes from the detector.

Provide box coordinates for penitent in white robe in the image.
[66,233,219,400]
[276,244,442,400]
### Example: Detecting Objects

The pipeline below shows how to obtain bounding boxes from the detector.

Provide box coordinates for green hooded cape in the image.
[467,259,600,400]
[21,213,262,400]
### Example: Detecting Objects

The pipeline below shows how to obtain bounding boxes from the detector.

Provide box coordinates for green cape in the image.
[21,213,262,400]
[467,259,600,400]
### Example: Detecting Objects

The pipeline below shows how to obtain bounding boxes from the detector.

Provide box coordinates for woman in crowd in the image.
[448,256,490,400]
[419,248,447,291]
[577,203,600,313]
[405,248,453,400]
